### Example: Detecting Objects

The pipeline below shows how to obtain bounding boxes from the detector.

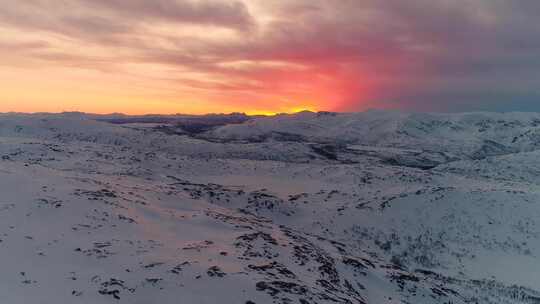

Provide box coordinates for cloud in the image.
[1,0,540,113]
[81,0,255,30]
[0,0,254,42]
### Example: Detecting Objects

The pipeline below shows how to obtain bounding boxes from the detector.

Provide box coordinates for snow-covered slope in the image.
[1,111,540,303]
[205,110,540,160]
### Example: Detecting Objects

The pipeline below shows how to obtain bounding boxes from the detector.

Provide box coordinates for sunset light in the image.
[4,1,536,114]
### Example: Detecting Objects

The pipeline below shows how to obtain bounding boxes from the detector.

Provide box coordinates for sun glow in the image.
[244,104,319,116]
[0,1,374,115]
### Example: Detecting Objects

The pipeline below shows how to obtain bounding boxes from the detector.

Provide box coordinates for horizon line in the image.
[2,108,540,117]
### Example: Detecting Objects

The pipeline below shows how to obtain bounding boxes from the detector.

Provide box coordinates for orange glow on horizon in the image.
[0,61,350,115]
[0,1,374,116]
[244,104,319,116]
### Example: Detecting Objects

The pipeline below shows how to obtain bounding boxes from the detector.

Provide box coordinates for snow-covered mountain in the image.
[1,110,540,303]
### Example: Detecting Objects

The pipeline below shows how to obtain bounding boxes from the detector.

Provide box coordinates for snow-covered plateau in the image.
[1,110,540,303]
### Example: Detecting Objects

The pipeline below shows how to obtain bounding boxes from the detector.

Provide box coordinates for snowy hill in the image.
[1,110,540,303]
[205,110,540,160]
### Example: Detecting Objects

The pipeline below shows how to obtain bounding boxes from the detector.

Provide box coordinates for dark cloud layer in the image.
[1,0,540,112]
[82,0,255,30]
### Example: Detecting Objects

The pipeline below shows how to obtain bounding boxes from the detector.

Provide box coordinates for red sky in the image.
[1,1,539,114]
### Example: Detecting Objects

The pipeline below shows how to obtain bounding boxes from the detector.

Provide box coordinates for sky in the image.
[1,0,540,114]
